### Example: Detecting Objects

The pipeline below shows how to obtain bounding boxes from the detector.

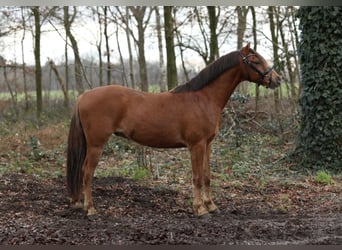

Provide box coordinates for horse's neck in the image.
[202,67,242,110]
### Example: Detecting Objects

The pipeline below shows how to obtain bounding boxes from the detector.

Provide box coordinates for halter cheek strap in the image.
[239,51,273,87]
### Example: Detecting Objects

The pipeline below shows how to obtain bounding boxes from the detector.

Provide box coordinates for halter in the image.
[239,51,273,87]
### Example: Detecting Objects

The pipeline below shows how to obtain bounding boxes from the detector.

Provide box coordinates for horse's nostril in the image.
[276,76,282,84]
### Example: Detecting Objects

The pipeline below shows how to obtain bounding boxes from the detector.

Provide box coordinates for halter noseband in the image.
[239,51,273,87]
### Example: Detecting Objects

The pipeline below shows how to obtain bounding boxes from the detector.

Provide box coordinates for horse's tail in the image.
[66,100,87,201]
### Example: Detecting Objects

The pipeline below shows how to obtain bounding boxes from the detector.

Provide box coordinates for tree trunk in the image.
[279,7,296,112]
[176,31,190,83]
[296,6,342,171]
[207,6,219,64]
[268,6,281,114]
[236,6,248,50]
[64,31,69,94]
[103,6,111,85]
[49,59,68,107]
[3,67,17,114]
[64,6,84,94]
[124,7,135,89]
[32,7,42,120]
[96,7,103,86]
[236,6,249,95]
[137,20,148,91]
[288,6,301,98]
[21,7,29,112]
[155,7,167,92]
[128,7,150,92]
[115,23,128,86]
[250,7,260,112]
[164,6,178,90]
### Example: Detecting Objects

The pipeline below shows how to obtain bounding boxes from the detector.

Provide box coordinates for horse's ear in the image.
[242,42,251,54]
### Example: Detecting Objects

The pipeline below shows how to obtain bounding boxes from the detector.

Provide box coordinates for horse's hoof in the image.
[71,201,83,210]
[86,213,99,221]
[209,208,221,215]
[87,207,97,216]
[198,212,211,220]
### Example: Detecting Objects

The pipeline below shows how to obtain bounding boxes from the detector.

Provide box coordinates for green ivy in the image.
[296,7,342,172]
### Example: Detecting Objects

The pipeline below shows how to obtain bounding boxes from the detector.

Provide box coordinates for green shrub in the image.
[315,170,334,185]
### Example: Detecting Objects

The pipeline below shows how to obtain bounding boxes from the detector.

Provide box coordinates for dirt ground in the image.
[0,173,341,245]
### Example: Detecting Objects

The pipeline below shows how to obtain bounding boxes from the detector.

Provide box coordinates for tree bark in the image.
[155,7,167,92]
[21,7,29,111]
[49,59,68,107]
[250,7,260,112]
[64,6,84,94]
[236,6,248,50]
[236,6,249,95]
[128,6,151,92]
[96,7,103,86]
[103,6,111,85]
[32,7,42,120]
[207,6,219,64]
[279,7,296,112]
[268,6,281,114]
[296,6,342,171]
[164,6,178,90]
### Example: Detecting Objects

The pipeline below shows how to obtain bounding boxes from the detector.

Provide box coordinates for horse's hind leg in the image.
[83,145,103,216]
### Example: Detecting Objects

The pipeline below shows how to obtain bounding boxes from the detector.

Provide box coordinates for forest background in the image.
[1,6,342,245]
[0,6,339,182]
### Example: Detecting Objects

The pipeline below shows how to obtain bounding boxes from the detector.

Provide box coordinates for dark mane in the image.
[171,51,240,93]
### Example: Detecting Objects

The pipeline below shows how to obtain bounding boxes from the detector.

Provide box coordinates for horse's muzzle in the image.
[268,73,282,89]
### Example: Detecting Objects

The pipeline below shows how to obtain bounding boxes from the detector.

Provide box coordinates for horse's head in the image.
[239,43,281,89]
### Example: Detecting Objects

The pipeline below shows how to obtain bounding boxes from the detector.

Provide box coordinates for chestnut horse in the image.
[67,43,281,217]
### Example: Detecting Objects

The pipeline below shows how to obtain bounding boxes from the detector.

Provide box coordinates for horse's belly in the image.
[115,126,186,149]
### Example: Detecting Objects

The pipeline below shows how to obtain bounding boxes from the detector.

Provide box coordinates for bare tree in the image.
[235,6,249,95]
[124,7,135,89]
[95,7,104,86]
[20,7,29,111]
[103,6,112,85]
[32,7,43,119]
[113,10,128,87]
[155,6,167,92]
[128,6,153,92]
[114,7,136,89]
[236,6,249,50]
[48,59,68,107]
[267,6,285,137]
[286,6,301,99]
[63,6,84,94]
[249,6,261,112]
[207,6,219,63]
[175,7,222,66]
[164,6,178,90]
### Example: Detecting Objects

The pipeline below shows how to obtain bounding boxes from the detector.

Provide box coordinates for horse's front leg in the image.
[189,141,209,217]
[203,143,218,213]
